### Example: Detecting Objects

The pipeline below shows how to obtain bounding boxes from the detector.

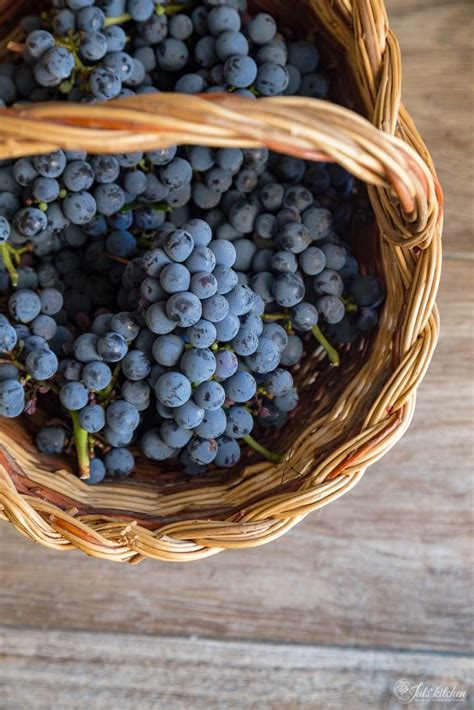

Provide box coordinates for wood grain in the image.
[387,0,474,255]
[1,259,471,653]
[0,626,472,710]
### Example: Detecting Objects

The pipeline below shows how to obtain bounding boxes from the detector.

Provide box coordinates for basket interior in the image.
[0,0,392,528]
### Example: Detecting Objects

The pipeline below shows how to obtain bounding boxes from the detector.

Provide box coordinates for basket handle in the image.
[0,92,440,248]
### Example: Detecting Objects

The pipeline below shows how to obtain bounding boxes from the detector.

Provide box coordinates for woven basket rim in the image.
[0,0,443,563]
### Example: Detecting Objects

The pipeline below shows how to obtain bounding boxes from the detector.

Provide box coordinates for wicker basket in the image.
[0,0,442,563]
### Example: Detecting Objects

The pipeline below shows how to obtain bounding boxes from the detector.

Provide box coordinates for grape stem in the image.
[244,435,283,464]
[262,313,287,322]
[0,243,19,286]
[104,13,132,27]
[69,410,90,480]
[312,325,340,367]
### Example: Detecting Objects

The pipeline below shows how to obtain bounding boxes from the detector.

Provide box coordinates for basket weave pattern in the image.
[0,0,442,563]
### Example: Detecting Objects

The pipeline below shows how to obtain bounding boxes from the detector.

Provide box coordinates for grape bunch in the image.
[0,0,386,484]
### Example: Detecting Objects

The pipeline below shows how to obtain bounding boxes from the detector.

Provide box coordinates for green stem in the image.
[244,435,283,464]
[104,13,132,26]
[69,410,90,479]
[262,313,288,323]
[0,243,19,286]
[312,325,340,367]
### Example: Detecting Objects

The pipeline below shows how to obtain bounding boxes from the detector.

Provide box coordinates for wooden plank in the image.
[0,259,472,653]
[0,627,472,710]
[386,0,474,255]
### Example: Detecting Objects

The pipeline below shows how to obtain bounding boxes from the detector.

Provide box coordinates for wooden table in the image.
[0,2,473,708]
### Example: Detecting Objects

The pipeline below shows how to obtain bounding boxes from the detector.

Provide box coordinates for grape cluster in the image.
[0,0,385,483]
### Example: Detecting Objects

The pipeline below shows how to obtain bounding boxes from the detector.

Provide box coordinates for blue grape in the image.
[160,263,191,293]
[274,387,299,412]
[215,436,241,467]
[299,246,326,275]
[110,312,140,342]
[175,73,206,94]
[73,333,101,363]
[104,426,134,448]
[225,405,253,438]
[214,349,239,382]
[104,448,135,477]
[163,229,194,262]
[190,272,218,300]
[226,284,255,316]
[35,426,66,455]
[25,348,58,380]
[63,160,95,193]
[265,368,294,397]
[82,361,112,391]
[214,311,239,342]
[62,359,83,382]
[229,201,259,235]
[245,336,280,374]
[182,218,213,247]
[94,183,125,216]
[166,292,202,327]
[250,272,274,304]
[201,294,229,323]
[273,273,305,307]
[86,458,106,485]
[185,246,216,274]
[317,295,345,324]
[271,251,298,274]
[231,327,259,356]
[224,370,256,402]
[280,335,303,367]
[213,266,239,296]
[0,363,20,381]
[122,379,150,406]
[156,38,189,72]
[208,6,241,35]
[216,30,248,61]
[62,192,97,225]
[0,378,24,417]
[98,332,128,362]
[299,72,329,99]
[180,348,216,384]
[80,31,108,61]
[187,436,218,465]
[9,289,41,323]
[30,315,57,341]
[25,30,55,58]
[302,206,333,240]
[121,350,151,381]
[195,36,217,68]
[152,334,184,367]
[160,420,193,448]
[313,269,344,297]
[321,243,347,270]
[217,148,243,174]
[224,55,257,88]
[193,381,226,412]
[89,67,122,99]
[0,320,18,354]
[106,399,140,433]
[255,62,289,95]
[174,400,205,429]
[59,382,89,411]
[78,404,106,434]
[187,320,217,349]
[91,154,120,184]
[91,314,113,336]
[290,302,319,331]
[14,207,48,238]
[145,302,176,335]
[357,307,378,332]
[155,371,192,408]
[168,13,194,40]
[196,408,227,439]
[350,275,386,308]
